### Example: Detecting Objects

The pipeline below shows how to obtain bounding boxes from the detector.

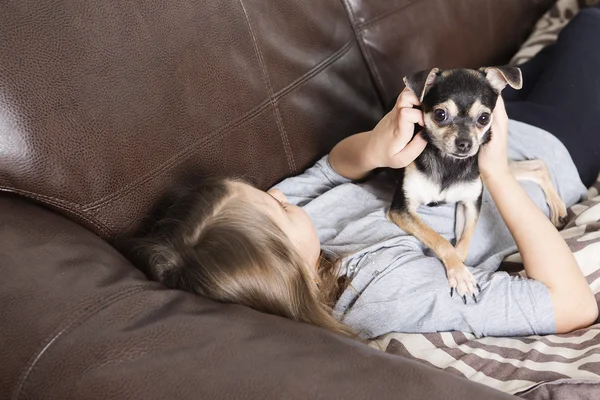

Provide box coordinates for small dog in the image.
[387,66,567,302]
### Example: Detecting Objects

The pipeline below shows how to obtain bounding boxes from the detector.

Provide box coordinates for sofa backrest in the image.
[0,0,553,239]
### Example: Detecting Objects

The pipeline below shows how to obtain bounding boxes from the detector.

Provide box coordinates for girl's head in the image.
[132,178,353,337]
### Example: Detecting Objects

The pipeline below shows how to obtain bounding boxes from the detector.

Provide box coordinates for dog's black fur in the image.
[391,69,508,210]
[386,66,522,300]
[413,142,482,193]
[415,70,497,190]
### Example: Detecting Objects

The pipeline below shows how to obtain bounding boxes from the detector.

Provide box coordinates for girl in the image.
[131,8,600,339]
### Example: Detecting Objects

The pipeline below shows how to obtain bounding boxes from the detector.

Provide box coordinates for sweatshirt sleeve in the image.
[336,248,556,339]
[270,155,351,207]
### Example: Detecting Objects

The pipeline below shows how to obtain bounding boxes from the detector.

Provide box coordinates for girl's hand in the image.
[367,88,427,169]
[479,96,510,179]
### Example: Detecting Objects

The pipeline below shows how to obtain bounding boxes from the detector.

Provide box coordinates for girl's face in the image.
[234,183,321,271]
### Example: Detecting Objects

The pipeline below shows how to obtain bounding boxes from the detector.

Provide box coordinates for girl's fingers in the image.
[495,94,506,110]
[396,87,421,110]
[384,90,426,168]
[397,108,424,145]
[390,132,427,168]
[490,96,508,139]
[492,96,508,123]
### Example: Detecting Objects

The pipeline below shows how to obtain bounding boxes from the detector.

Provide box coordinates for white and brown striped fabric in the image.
[371,175,600,398]
[510,0,600,65]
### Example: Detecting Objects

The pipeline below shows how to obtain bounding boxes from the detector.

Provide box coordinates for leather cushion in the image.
[344,0,555,106]
[0,194,515,400]
[0,0,380,239]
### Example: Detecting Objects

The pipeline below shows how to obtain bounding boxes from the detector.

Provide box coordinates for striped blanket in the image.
[371,176,600,399]
[510,0,600,66]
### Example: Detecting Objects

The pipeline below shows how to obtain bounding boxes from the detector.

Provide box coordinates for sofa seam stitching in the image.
[0,187,112,237]
[81,36,355,213]
[13,284,154,400]
[340,0,386,108]
[237,0,297,173]
[273,40,353,102]
[82,102,271,210]
[87,41,354,229]
[357,0,423,30]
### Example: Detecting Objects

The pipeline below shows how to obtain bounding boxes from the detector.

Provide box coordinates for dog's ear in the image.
[403,68,439,102]
[479,66,523,92]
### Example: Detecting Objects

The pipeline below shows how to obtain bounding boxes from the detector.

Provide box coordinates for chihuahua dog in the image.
[387,67,567,303]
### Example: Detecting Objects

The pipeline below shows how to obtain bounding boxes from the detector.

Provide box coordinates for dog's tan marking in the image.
[388,208,477,296]
[424,113,456,148]
[439,125,457,141]
[424,112,434,127]
[455,201,479,262]
[467,100,492,138]
[426,100,460,145]
[422,113,458,154]
[468,100,490,121]
[433,99,459,118]
[510,160,568,227]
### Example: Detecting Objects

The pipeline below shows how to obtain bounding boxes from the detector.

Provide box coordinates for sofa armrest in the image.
[0,194,515,400]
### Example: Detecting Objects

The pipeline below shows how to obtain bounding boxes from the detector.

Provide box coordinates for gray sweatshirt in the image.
[273,120,586,339]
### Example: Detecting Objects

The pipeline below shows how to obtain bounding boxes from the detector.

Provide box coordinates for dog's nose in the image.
[455,138,472,153]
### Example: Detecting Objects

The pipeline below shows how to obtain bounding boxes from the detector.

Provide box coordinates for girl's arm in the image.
[275,88,427,204]
[329,88,427,180]
[271,155,351,207]
[480,96,598,333]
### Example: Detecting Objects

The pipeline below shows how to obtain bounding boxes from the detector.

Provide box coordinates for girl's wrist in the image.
[364,130,383,170]
[480,165,511,185]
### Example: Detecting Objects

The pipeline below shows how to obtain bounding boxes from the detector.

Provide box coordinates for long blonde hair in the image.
[130,178,354,338]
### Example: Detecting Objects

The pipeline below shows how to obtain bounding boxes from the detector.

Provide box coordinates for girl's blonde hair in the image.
[130,178,354,338]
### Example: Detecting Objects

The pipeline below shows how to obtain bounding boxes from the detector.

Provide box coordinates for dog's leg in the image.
[455,202,466,244]
[454,196,482,262]
[390,167,478,300]
[509,160,567,227]
[389,208,479,298]
[388,207,479,299]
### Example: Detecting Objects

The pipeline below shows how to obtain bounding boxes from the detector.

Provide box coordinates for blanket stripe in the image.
[372,175,600,396]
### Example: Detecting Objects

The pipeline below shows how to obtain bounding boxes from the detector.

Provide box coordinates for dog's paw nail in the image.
[450,287,454,297]
[462,295,467,305]
[473,294,478,303]
[476,283,482,292]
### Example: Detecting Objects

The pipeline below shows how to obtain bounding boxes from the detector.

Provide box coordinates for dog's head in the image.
[403,66,522,159]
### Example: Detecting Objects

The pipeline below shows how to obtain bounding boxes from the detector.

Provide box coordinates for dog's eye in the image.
[478,113,490,125]
[433,109,447,122]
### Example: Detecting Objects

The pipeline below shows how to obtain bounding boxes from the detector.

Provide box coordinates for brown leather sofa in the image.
[0,1,553,399]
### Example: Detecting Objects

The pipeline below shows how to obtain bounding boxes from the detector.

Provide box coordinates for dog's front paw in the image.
[455,245,469,263]
[548,193,568,228]
[509,159,568,228]
[446,262,480,304]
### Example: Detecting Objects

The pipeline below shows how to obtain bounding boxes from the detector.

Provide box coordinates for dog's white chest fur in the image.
[404,166,482,206]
